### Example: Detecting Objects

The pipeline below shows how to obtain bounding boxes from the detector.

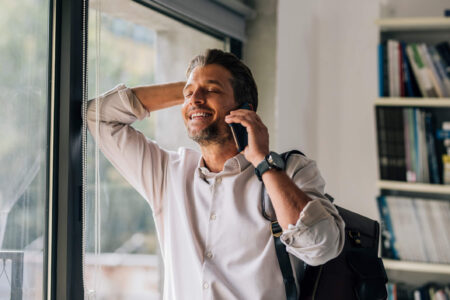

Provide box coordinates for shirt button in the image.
[210,214,216,221]
[216,177,222,184]
[203,282,209,289]
[206,251,213,259]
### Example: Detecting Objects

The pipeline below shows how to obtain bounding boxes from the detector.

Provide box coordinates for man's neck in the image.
[200,141,239,173]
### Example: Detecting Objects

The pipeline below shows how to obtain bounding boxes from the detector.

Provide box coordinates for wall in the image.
[275,0,449,219]
[276,0,380,219]
[243,0,278,150]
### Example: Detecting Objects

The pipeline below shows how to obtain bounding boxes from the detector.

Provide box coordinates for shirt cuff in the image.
[280,199,331,245]
[117,84,150,121]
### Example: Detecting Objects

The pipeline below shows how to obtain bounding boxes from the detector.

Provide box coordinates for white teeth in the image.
[191,112,211,119]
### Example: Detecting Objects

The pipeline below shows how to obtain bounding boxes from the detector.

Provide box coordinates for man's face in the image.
[182,64,238,145]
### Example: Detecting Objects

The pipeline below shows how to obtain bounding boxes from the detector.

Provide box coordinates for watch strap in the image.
[255,158,270,181]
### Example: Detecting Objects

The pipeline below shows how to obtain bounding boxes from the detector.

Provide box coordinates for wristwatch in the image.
[255,151,286,181]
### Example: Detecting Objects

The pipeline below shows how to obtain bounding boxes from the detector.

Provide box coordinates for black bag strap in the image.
[261,150,304,300]
[271,221,298,300]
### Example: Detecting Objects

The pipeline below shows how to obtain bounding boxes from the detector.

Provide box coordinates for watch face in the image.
[268,152,285,169]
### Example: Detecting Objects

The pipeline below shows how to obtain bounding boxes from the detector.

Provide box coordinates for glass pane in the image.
[85,1,225,299]
[0,1,50,300]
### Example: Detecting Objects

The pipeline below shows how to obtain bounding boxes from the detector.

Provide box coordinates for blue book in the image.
[401,42,415,97]
[376,195,399,259]
[436,129,450,139]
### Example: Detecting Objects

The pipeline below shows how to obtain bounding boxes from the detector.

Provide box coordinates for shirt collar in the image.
[197,153,251,179]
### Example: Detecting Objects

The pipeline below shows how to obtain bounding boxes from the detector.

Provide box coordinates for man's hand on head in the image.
[225,109,269,166]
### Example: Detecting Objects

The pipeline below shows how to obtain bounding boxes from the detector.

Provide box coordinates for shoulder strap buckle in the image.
[271,221,283,238]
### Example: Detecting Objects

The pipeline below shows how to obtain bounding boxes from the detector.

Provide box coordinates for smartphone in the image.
[229,102,252,152]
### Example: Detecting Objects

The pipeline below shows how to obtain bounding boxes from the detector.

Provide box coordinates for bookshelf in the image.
[383,259,450,285]
[375,17,450,288]
[377,180,450,194]
[375,97,450,107]
[376,17,450,31]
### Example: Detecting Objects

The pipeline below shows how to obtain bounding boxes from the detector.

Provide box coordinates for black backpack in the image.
[261,150,388,300]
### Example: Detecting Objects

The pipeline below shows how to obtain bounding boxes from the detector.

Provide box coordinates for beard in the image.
[188,119,233,146]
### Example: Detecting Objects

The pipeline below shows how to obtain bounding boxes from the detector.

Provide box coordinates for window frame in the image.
[47,1,243,300]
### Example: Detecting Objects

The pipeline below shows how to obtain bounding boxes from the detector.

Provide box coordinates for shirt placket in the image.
[201,174,222,299]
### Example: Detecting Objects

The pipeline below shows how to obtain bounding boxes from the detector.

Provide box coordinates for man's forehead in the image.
[185,65,232,88]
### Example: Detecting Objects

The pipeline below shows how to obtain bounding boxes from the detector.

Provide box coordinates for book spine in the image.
[413,109,421,181]
[407,44,438,98]
[378,43,385,97]
[399,42,405,97]
[419,43,444,97]
[376,195,399,259]
[403,108,414,181]
[388,40,401,97]
[408,108,418,182]
[428,45,450,97]
[394,107,406,180]
[401,42,415,97]
[419,110,430,182]
[436,42,450,78]
[414,199,440,263]
[383,42,390,97]
[376,107,389,179]
[425,112,440,184]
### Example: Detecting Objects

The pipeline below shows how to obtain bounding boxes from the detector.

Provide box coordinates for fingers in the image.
[225,110,265,132]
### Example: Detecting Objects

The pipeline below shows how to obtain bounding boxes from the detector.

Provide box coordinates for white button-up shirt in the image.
[87,84,345,300]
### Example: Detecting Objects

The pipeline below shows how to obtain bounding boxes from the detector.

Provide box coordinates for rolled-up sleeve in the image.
[280,155,345,266]
[86,84,170,215]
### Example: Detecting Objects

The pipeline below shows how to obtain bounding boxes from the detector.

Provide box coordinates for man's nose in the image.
[190,88,206,105]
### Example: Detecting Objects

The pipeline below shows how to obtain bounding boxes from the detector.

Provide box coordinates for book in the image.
[413,109,422,182]
[376,108,389,179]
[394,108,406,180]
[418,43,445,97]
[431,200,450,263]
[401,197,427,261]
[376,195,399,259]
[417,110,430,182]
[399,42,405,97]
[428,45,450,97]
[436,42,450,78]
[404,108,418,182]
[378,195,450,263]
[401,42,421,97]
[386,196,410,260]
[425,112,440,184]
[436,200,450,263]
[413,199,440,263]
[388,40,401,97]
[379,43,385,97]
[406,44,439,98]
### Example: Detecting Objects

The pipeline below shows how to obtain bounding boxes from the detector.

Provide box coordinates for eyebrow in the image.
[183,80,225,93]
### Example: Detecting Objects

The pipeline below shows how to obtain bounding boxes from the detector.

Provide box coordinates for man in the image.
[87,49,345,300]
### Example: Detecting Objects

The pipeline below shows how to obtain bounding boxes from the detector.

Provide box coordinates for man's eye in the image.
[207,90,219,93]
[184,92,193,97]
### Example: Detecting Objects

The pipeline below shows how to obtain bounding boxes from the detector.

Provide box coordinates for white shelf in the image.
[384,259,450,285]
[383,259,450,275]
[376,17,450,31]
[375,97,450,107]
[377,180,450,194]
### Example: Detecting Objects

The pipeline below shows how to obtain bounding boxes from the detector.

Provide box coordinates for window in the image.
[0,1,50,299]
[85,1,225,298]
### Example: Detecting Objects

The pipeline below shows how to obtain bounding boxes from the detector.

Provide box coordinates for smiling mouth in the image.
[190,112,213,120]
